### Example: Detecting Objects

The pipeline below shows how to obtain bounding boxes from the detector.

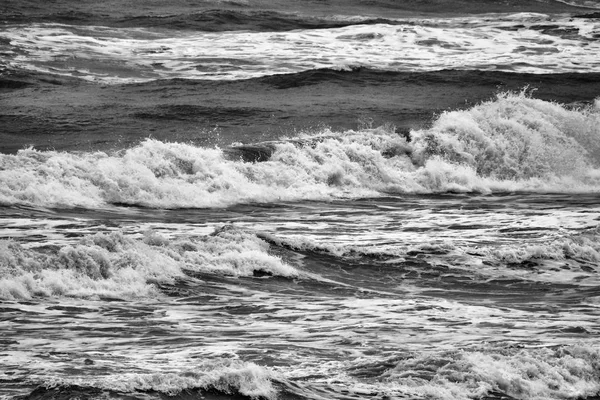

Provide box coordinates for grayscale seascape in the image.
[1,1,600,399]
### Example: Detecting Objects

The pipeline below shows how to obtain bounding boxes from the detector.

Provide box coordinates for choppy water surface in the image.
[2,193,600,399]
[2,0,600,399]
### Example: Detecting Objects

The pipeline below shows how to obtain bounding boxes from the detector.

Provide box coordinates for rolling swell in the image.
[1,10,394,32]
[3,68,600,154]
[1,0,592,31]
[117,10,393,32]
[253,68,600,95]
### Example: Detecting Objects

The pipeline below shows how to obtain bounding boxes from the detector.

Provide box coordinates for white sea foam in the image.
[260,220,600,286]
[489,229,600,265]
[275,341,600,400]
[0,92,599,209]
[378,345,600,400]
[411,91,600,180]
[1,13,599,82]
[0,226,299,300]
[552,0,600,9]
[42,359,277,399]
[470,226,600,284]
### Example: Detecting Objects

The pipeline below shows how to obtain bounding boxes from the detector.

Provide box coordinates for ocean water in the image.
[1,0,600,399]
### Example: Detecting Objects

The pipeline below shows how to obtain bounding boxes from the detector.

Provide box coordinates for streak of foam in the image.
[552,0,600,9]
[376,344,600,400]
[38,359,278,399]
[1,13,600,82]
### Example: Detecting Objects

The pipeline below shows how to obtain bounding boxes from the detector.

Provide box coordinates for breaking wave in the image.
[275,344,600,400]
[380,344,600,400]
[23,359,277,400]
[23,344,600,400]
[0,92,599,209]
[0,226,299,300]
[410,91,600,181]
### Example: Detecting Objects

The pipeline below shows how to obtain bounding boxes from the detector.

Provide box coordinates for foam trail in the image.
[2,13,600,82]
[553,0,600,9]
[273,344,600,400]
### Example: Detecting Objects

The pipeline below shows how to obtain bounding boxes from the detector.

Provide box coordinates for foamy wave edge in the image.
[0,226,300,300]
[259,224,600,286]
[376,344,600,400]
[1,92,599,209]
[36,359,278,399]
[272,344,600,400]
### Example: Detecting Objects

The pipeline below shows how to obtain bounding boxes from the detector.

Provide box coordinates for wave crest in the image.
[32,359,277,400]
[1,92,599,209]
[0,227,299,300]
[410,91,600,180]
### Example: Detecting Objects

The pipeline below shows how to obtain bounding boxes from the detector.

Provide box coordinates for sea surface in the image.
[1,0,600,399]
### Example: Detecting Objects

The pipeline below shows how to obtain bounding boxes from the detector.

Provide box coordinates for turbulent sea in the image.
[2,0,600,399]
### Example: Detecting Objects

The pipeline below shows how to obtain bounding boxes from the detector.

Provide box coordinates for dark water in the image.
[1,0,600,399]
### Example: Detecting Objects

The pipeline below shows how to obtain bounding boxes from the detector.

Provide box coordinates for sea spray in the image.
[1,92,599,209]
[410,91,600,180]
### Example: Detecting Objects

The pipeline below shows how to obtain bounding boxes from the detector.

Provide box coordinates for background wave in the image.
[1,0,595,30]
[2,68,600,155]
[3,15,599,83]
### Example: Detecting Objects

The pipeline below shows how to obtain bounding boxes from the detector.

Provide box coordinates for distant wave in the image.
[3,15,600,83]
[1,9,392,32]
[3,0,596,31]
[116,10,392,32]
[1,92,599,210]
[554,0,600,9]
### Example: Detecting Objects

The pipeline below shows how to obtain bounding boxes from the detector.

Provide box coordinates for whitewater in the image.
[2,1,600,399]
